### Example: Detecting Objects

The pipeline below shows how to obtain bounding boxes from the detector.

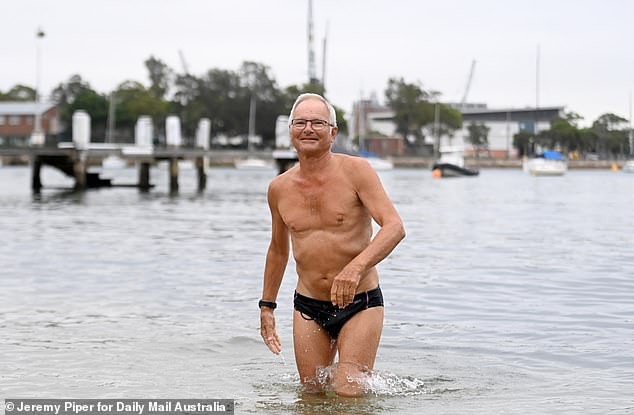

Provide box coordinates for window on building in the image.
[9,116,21,126]
[0,115,5,125]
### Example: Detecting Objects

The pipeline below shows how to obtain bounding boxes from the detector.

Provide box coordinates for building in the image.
[351,97,564,158]
[456,106,565,158]
[0,102,61,147]
[351,98,406,157]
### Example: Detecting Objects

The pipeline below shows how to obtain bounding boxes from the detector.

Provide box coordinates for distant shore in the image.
[0,150,627,170]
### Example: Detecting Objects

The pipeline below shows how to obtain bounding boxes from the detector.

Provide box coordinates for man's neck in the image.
[298,151,334,177]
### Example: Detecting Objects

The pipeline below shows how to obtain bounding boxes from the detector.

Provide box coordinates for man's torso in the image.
[275,155,378,299]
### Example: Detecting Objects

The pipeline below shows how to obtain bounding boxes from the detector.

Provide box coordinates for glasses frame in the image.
[290,118,334,131]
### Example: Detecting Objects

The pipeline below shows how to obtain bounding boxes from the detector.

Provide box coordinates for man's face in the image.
[290,99,338,155]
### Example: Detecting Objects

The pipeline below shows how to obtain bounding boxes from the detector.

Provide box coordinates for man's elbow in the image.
[390,219,406,243]
[397,221,406,242]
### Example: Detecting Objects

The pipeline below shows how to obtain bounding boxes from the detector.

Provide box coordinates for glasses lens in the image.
[292,120,307,129]
[312,120,327,130]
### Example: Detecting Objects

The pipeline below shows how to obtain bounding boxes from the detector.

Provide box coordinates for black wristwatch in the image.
[258,300,277,310]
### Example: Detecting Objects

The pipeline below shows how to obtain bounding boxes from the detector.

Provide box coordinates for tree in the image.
[51,75,108,138]
[513,131,532,157]
[466,122,490,157]
[145,56,173,99]
[592,113,629,158]
[385,77,461,154]
[0,84,37,101]
[114,80,169,141]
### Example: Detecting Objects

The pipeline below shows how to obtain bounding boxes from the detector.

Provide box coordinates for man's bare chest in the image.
[278,182,361,233]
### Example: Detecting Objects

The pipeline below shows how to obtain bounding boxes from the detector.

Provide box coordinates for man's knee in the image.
[332,362,369,397]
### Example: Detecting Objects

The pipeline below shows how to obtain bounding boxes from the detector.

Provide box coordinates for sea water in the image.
[1,165,633,414]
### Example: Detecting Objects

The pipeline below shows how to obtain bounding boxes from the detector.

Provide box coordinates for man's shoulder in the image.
[335,154,373,176]
[268,165,298,192]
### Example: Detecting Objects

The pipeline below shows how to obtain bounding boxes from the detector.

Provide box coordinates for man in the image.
[259,93,405,397]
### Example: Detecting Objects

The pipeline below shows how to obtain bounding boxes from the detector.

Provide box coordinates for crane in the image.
[460,59,476,109]
[178,49,190,76]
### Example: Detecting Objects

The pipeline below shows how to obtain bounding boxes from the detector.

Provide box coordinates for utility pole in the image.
[31,27,46,146]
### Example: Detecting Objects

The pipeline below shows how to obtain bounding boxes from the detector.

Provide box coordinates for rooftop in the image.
[0,101,56,115]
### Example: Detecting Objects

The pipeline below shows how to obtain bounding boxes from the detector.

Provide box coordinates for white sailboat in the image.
[234,94,273,170]
[622,160,634,173]
[101,92,127,169]
[523,151,567,176]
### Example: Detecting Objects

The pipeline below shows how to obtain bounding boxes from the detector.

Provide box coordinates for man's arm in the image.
[260,180,290,354]
[331,157,405,307]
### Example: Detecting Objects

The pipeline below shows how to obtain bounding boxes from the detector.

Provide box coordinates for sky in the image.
[3,0,634,127]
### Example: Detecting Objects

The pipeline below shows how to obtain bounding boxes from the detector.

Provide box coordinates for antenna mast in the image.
[307,0,318,84]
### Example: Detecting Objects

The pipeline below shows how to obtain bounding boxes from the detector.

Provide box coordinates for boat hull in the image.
[432,162,479,178]
[524,158,567,176]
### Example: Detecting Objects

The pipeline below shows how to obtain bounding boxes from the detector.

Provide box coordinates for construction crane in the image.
[178,49,190,76]
[460,59,476,110]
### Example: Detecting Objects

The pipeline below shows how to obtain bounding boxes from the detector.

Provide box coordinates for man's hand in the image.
[260,308,282,354]
[330,266,362,308]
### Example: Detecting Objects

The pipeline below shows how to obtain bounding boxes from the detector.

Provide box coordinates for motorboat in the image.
[431,146,479,178]
[523,150,567,176]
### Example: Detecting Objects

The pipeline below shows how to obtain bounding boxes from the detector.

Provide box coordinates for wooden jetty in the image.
[0,146,296,192]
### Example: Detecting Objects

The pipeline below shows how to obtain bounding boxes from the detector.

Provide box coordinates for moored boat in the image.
[523,151,567,176]
[432,146,479,178]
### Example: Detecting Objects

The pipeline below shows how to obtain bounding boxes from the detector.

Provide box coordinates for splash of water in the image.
[314,364,429,397]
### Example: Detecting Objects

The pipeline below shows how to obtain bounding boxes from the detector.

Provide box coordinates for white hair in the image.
[288,93,338,128]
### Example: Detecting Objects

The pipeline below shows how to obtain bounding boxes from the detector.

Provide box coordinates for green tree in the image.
[51,75,108,138]
[114,80,169,141]
[0,84,37,101]
[145,55,173,99]
[385,77,461,154]
[592,113,629,158]
[512,131,533,157]
[466,122,490,157]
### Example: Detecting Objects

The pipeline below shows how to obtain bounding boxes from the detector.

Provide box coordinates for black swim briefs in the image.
[293,286,384,339]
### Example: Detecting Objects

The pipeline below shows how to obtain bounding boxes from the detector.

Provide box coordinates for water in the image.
[1,165,633,414]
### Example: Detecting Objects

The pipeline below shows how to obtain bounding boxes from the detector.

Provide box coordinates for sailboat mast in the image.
[630,91,634,158]
[535,44,540,137]
[106,92,116,143]
[248,94,256,151]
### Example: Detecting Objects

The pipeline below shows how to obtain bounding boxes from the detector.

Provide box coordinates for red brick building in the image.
[0,102,61,147]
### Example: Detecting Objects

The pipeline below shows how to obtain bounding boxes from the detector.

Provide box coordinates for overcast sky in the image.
[3,0,633,126]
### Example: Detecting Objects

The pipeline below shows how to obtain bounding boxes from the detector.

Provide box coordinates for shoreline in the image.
[0,151,627,170]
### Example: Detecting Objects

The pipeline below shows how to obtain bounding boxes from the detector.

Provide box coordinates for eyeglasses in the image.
[290,119,333,131]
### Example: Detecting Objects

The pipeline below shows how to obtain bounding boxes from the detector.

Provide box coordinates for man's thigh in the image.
[337,306,384,369]
[292,310,337,385]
